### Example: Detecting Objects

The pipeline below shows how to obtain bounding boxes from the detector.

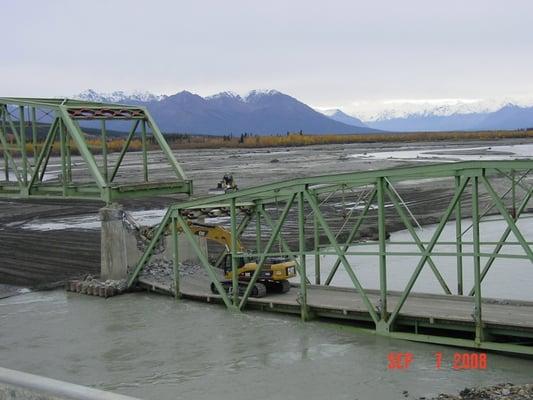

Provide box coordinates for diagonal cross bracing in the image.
[0,97,191,202]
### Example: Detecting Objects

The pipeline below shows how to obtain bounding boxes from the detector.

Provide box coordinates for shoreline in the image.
[422,383,533,399]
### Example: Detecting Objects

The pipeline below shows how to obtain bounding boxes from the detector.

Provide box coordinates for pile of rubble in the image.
[139,260,207,289]
[139,260,173,287]
[423,383,533,400]
[66,275,128,298]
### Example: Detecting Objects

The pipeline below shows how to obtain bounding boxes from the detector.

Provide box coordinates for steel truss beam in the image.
[129,160,533,355]
[0,97,191,202]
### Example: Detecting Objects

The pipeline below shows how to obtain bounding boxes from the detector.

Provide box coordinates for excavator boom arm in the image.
[141,220,245,252]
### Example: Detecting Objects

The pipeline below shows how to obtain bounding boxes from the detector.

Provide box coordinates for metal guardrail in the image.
[0,367,141,400]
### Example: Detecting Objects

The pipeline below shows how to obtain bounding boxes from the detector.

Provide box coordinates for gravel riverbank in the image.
[422,383,533,400]
[0,138,530,288]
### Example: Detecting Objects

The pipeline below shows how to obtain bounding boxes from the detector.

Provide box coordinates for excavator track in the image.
[210,281,267,298]
[265,279,291,294]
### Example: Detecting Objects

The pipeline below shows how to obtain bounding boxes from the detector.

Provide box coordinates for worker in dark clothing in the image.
[214,173,238,193]
[223,173,234,188]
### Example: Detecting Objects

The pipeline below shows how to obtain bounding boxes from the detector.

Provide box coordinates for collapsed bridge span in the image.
[130,160,533,355]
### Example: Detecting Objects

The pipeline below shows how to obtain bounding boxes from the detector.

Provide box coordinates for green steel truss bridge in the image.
[0,97,191,202]
[129,160,533,355]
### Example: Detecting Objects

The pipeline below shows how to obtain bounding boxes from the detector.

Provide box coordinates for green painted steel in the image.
[455,176,464,295]
[230,198,239,306]
[471,176,483,343]
[483,177,533,260]
[324,188,377,285]
[238,194,296,310]
[176,214,235,310]
[298,191,309,320]
[384,184,451,294]
[169,160,533,210]
[304,189,381,325]
[0,97,191,202]
[377,177,388,321]
[469,186,533,296]
[110,120,140,182]
[128,159,533,355]
[313,212,321,285]
[257,205,311,286]
[387,177,470,328]
[172,217,180,300]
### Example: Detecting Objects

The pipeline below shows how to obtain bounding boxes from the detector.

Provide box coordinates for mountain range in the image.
[77,89,379,135]
[76,89,533,134]
[364,104,533,132]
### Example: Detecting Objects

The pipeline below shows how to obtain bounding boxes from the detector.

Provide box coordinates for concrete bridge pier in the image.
[100,204,129,281]
[100,204,208,282]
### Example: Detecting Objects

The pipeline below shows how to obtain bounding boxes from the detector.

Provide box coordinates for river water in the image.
[1,289,533,400]
[1,216,533,399]
[314,214,533,301]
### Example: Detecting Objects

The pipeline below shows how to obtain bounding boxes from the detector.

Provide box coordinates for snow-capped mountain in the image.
[73,89,379,135]
[347,97,533,131]
[73,89,533,133]
[348,98,531,122]
[362,101,533,132]
[320,109,368,128]
[77,89,167,103]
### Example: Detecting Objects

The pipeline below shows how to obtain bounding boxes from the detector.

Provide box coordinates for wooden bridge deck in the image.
[139,271,533,352]
[139,276,533,341]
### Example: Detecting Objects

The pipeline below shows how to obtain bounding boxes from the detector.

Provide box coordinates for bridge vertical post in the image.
[255,205,262,254]
[59,119,67,196]
[298,190,309,321]
[65,127,72,184]
[19,106,27,186]
[472,175,484,343]
[313,210,321,285]
[171,216,180,299]
[141,119,148,182]
[101,120,108,184]
[0,107,8,181]
[511,169,516,219]
[230,198,239,306]
[455,175,464,295]
[377,177,388,322]
[30,106,37,162]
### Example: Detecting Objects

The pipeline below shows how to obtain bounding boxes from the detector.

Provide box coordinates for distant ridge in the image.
[362,103,533,132]
[75,89,381,135]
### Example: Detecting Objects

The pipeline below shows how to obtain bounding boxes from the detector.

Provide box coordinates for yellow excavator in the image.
[141,220,296,298]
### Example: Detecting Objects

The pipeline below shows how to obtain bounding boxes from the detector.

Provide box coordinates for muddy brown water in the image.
[1,290,533,400]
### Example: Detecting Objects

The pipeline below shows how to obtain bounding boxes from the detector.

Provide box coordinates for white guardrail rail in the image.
[0,367,142,400]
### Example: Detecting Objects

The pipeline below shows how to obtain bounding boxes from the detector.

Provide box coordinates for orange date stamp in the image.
[388,352,488,370]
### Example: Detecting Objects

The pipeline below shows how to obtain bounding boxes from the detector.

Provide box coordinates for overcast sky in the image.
[2,0,533,116]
